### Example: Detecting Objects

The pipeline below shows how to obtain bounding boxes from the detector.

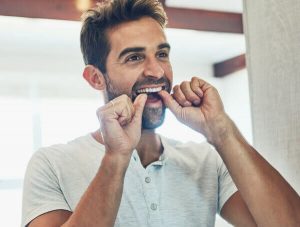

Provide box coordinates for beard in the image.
[104,75,171,129]
[141,104,165,129]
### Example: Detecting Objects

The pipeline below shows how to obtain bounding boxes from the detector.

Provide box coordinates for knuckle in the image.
[180,81,189,89]
[190,85,197,92]
[126,95,131,102]
[186,93,196,100]
[173,85,180,91]
[119,94,128,102]
[211,87,218,93]
[190,80,198,88]
[174,93,185,103]
[96,110,105,122]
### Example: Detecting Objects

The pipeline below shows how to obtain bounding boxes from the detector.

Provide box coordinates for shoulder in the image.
[26,134,105,179]
[31,134,104,164]
[22,134,105,226]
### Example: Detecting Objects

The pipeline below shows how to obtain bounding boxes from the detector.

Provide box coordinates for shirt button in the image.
[145,177,151,183]
[150,203,157,211]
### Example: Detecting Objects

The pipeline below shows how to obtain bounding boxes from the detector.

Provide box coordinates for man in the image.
[22,0,300,226]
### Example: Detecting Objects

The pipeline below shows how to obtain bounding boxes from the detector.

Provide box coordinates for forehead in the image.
[107,17,167,54]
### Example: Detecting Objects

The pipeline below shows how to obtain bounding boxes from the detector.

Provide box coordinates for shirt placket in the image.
[132,151,163,227]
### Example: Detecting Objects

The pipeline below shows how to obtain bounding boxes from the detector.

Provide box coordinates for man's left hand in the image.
[159,77,228,142]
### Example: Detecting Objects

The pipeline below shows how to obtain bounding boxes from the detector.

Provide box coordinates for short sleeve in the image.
[21,149,71,227]
[217,155,238,214]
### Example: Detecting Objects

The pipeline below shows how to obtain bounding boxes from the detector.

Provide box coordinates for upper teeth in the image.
[136,86,163,94]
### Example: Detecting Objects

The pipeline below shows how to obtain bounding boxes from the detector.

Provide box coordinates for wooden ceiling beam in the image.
[164,7,243,34]
[0,0,82,20]
[0,0,243,33]
[213,54,246,77]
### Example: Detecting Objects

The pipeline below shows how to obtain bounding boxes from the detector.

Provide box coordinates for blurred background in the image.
[3,0,299,226]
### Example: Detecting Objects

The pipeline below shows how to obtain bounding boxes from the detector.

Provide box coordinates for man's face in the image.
[103,17,173,129]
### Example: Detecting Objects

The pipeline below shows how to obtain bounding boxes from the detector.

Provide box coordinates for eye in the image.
[157,51,169,59]
[125,54,143,63]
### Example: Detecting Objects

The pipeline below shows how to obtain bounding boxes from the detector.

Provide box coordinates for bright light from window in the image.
[0,98,33,179]
[39,98,101,146]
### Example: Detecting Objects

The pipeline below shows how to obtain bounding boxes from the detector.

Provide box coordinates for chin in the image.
[142,106,165,129]
[142,119,164,129]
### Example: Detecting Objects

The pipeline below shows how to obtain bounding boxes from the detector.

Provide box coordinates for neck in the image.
[92,129,163,167]
[136,129,163,167]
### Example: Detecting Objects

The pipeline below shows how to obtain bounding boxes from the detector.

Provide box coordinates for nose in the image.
[143,58,164,79]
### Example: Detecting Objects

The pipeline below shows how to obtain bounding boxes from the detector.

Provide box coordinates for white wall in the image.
[244,0,300,193]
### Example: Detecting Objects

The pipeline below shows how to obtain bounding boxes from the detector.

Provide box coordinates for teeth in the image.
[136,86,163,94]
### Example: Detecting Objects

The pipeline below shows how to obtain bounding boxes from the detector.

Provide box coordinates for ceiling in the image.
[166,0,243,13]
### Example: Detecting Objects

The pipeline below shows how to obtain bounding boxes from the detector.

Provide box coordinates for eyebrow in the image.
[118,47,145,60]
[158,43,171,50]
[118,42,171,60]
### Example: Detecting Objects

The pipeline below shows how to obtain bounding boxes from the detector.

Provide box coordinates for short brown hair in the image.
[80,0,167,73]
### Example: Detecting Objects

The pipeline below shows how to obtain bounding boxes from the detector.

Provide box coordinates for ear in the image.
[83,65,106,90]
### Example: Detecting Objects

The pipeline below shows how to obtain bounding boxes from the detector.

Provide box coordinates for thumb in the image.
[158,90,182,117]
[132,94,147,123]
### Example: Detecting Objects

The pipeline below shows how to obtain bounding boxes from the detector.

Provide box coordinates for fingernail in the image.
[193,100,200,105]
[196,88,203,97]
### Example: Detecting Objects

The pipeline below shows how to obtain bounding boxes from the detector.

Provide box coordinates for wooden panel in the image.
[0,0,243,33]
[213,54,246,77]
[0,0,83,20]
[165,7,243,33]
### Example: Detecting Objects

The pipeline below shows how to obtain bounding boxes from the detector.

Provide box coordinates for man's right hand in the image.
[97,94,147,162]
[28,95,148,227]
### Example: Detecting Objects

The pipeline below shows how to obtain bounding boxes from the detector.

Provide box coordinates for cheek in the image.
[122,68,144,90]
[113,78,139,97]
[164,63,173,80]
[108,67,141,92]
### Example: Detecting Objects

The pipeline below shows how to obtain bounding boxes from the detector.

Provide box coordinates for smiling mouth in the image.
[133,85,166,104]
[136,86,166,95]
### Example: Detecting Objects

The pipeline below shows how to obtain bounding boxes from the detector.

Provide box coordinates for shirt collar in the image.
[131,135,169,166]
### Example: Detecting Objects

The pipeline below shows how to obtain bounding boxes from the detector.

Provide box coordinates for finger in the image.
[100,105,130,126]
[131,94,147,124]
[98,95,133,126]
[158,90,182,118]
[173,85,192,107]
[115,95,134,116]
[191,77,204,97]
[192,77,213,93]
[180,81,201,105]
[117,95,135,126]
[118,115,131,126]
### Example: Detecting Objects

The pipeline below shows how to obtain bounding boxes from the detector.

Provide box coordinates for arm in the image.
[221,191,256,227]
[61,153,128,227]
[159,77,300,226]
[212,114,300,226]
[27,94,147,227]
